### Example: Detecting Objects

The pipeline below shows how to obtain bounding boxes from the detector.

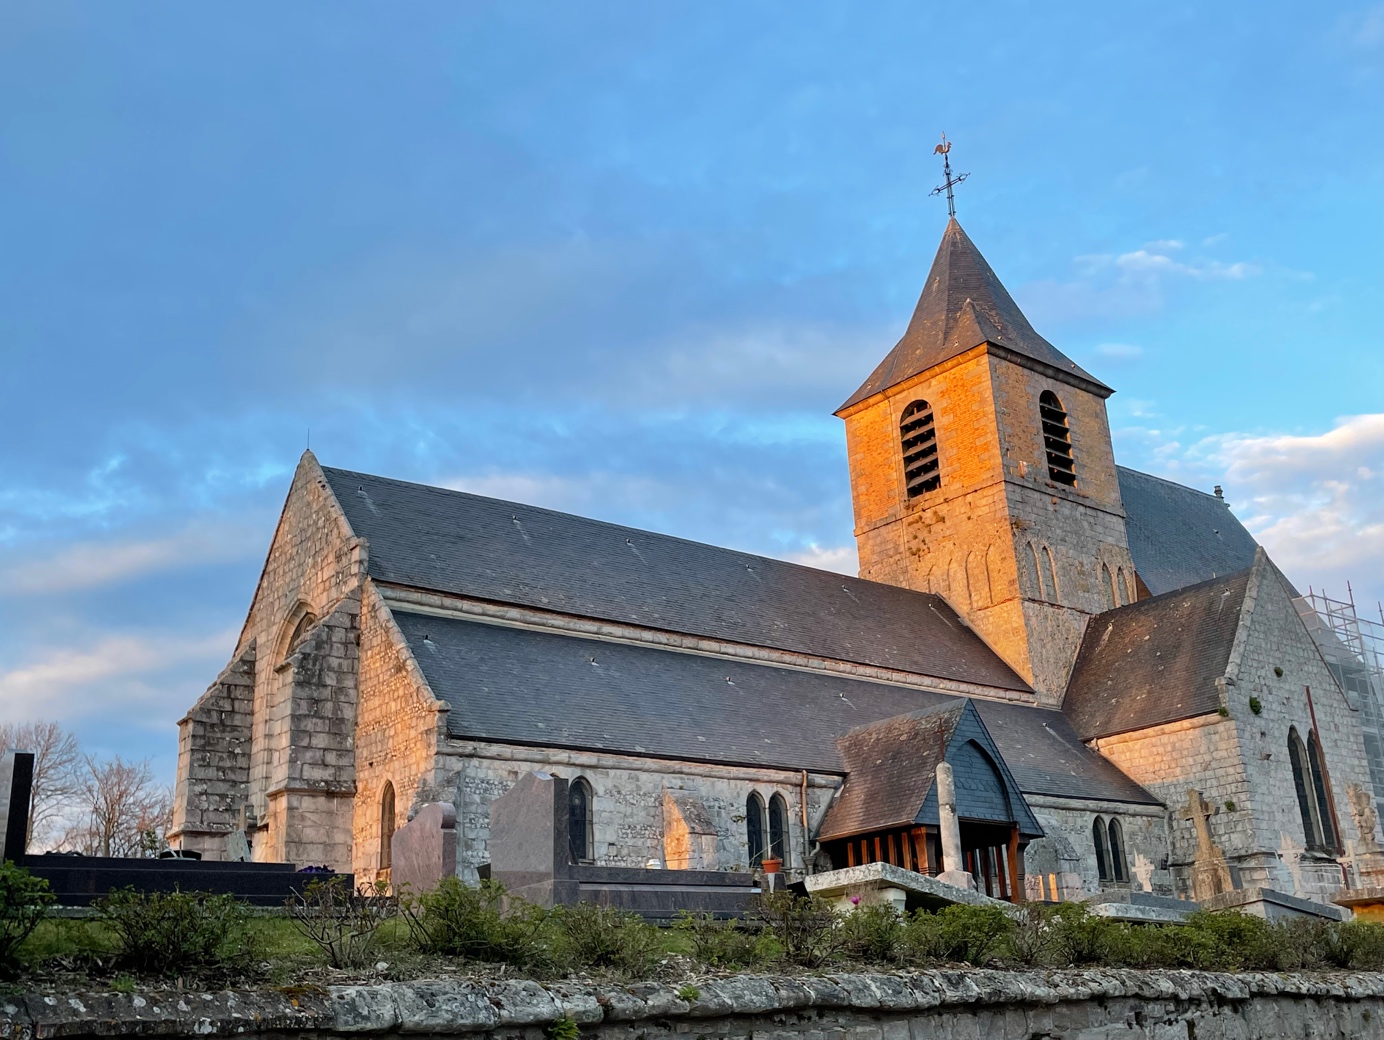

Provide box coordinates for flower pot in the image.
[762,856,783,874]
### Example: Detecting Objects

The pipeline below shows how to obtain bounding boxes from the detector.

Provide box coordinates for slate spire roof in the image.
[838,219,1111,412]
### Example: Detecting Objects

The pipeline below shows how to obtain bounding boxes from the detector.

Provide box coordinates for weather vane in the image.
[929,133,969,219]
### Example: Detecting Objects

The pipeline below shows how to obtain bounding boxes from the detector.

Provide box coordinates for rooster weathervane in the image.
[930,133,969,219]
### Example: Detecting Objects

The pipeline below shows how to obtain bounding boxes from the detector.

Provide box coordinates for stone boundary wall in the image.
[7,971,1384,1039]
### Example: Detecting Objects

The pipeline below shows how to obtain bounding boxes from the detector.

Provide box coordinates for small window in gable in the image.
[1039,390,1076,486]
[900,400,941,498]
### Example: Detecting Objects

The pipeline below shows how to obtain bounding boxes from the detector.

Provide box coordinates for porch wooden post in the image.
[1007,829,1023,903]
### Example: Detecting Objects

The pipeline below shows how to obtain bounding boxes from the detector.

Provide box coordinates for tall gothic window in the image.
[900,400,941,498]
[1039,390,1076,486]
[569,777,594,863]
[746,793,766,866]
[1307,734,1338,852]
[1092,816,1112,881]
[1289,728,1324,850]
[379,781,396,872]
[1107,818,1128,883]
[768,794,789,864]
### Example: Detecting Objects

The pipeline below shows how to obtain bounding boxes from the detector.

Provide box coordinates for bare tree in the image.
[0,721,81,849]
[60,755,172,858]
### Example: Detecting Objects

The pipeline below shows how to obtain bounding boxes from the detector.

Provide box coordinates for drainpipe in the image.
[800,770,811,874]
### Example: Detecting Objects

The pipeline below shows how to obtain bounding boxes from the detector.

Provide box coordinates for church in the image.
[169,217,1384,912]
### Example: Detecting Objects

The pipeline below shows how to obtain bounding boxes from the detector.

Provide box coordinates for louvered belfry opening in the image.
[900,400,941,498]
[1039,390,1076,486]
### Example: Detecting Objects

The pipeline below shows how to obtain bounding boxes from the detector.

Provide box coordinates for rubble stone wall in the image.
[434,740,841,879]
[12,971,1384,1040]
[1025,794,1172,898]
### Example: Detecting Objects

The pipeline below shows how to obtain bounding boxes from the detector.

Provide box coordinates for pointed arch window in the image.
[1107,818,1128,883]
[1044,547,1061,604]
[1307,734,1338,853]
[746,793,766,866]
[569,777,594,863]
[768,794,789,865]
[1101,563,1116,609]
[379,781,396,872]
[1289,728,1324,850]
[1092,816,1112,881]
[1039,390,1076,486]
[900,400,941,498]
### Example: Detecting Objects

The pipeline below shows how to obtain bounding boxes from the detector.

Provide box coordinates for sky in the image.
[1,2,1382,781]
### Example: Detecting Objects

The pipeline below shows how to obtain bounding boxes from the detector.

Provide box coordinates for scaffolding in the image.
[1301,585,1384,823]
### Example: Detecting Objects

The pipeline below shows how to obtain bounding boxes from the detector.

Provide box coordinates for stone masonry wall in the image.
[18,971,1384,1040]
[267,589,362,870]
[168,644,256,857]
[840,347,1133,703]
[1025,795,1173,899]
[435,740,841,880]
[1220,555,1376,902]
[353,580,450,884]
[1090,714,1251,902]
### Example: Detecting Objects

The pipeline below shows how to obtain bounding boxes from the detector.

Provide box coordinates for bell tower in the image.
[836,219,1137,704]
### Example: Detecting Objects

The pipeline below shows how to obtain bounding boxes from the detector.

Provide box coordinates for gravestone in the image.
[0,750,35,862]
[1182,789,1233,900]
[390,802,457,895]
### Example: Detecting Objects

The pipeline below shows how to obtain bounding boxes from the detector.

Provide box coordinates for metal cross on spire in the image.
[929,133,969,219]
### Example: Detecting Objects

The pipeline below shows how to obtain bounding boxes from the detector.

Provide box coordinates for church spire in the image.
[837,219,1110,414]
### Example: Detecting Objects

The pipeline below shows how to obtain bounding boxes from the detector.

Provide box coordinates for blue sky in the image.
[2,2,1382,780]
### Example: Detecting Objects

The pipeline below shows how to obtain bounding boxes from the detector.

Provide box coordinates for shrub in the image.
[96,887,252,976]
[840,903,907,965]
[1002,903,1054,966]
[748,891,843,969]
[553,902,664,976]
[673,911,766,968]
[0,861,53,975]
[910,903,1014,966]
[1045,902,1111,966]
[286,875,396,969]
[403,877,551,970]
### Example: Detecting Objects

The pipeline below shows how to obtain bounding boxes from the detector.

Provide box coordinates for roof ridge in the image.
[1116,464,1229,503]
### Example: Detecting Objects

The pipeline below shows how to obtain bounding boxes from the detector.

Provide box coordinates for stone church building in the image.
[170,219,1384,910]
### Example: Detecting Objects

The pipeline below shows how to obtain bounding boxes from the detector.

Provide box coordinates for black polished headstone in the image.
[2,751,34,863]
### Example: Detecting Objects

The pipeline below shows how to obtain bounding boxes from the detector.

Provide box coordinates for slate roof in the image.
[1117,467,1260,596]
[838,219,1109,412]
[323,466,1030,692]
[1064,568,1254,741]
[818,700,1044,841]
[394,609,1159,805]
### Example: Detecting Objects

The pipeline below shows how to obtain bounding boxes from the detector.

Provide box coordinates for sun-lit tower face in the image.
[836,219,1136,704]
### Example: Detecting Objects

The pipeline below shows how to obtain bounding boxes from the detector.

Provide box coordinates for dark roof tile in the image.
[324,467,1029,692]
[1064,568,1252,740]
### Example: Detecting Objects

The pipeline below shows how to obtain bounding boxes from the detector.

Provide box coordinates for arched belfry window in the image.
[1039,390,1076,486]
[1307,734,1338,853]
[768,794,789,865]
[900,400,941,498]
[746,793,766,866]
[1289,728,1324,850]
[379,781,396,872]
[569,777,594,863]
[1107,818,1128,883]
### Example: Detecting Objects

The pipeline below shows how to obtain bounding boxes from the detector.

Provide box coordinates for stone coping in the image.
[5,970,1384,1037]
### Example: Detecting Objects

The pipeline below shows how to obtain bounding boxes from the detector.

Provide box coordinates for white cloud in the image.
[0,628,237,724]
[0,523,263,596]
[783,543,858,575]
[1112,249,1259,281]
[1156,414,1384,607]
